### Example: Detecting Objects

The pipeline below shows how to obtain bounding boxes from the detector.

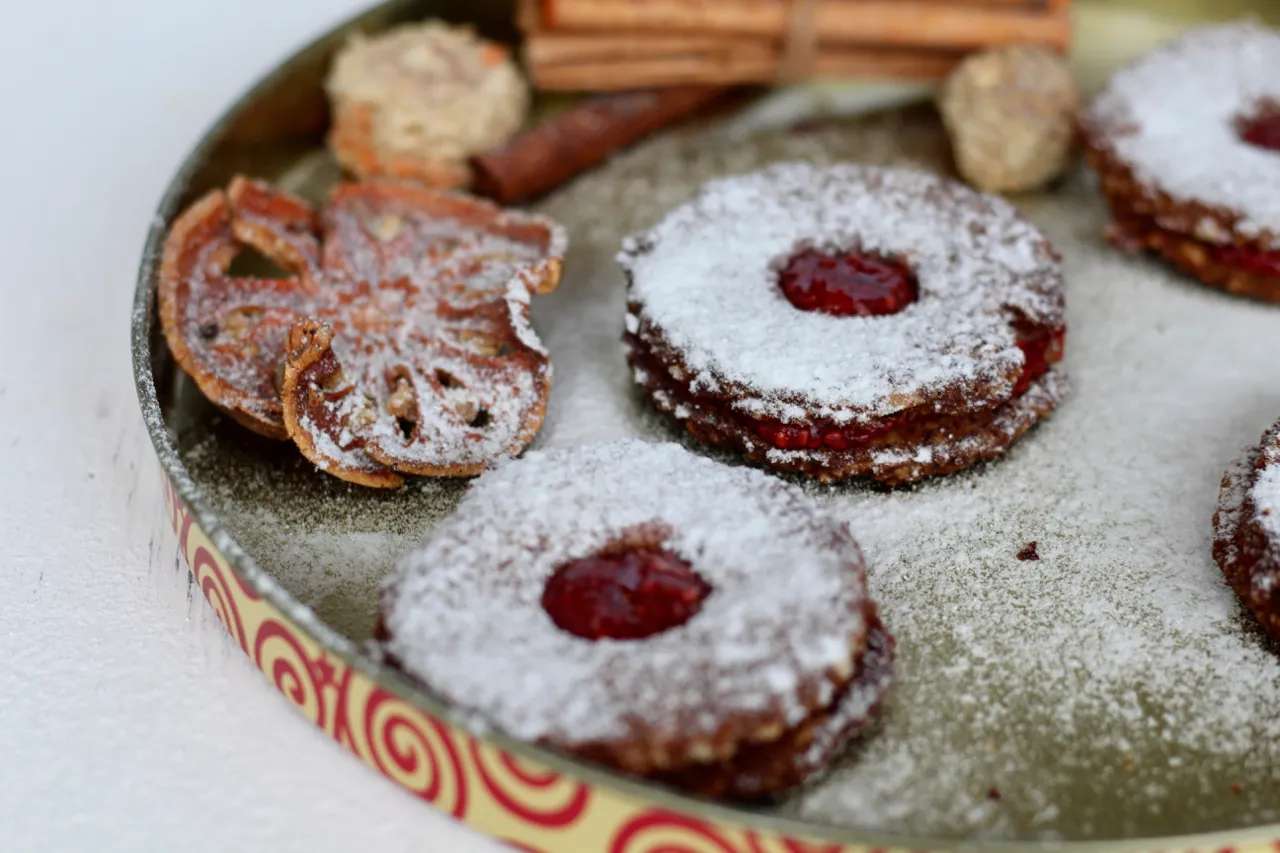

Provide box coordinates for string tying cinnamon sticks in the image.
[522,0,1072,91]
[776,0,818,85]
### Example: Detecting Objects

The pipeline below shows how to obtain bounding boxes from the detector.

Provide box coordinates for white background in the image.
[0,1,501,850]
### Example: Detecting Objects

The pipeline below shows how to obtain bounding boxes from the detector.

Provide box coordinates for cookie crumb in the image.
[1017,541,1040,561]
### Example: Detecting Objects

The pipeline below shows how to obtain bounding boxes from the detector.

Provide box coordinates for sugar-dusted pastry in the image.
[1082,23,1280,303]
[326,21,529,188]
[378,440,893,800]
[159,176,566,486]
[619,163,1067,485]
[1214,417,1280,642]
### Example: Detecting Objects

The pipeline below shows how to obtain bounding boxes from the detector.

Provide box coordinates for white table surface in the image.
[0,1,501,849]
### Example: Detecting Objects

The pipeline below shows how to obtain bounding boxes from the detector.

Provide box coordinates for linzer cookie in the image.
[159,176,566,487]
[1214,418,1280,643]
[1082,23,1280,303]
[378,440,893,801]
[619,163,1067,486]
[325,22,529,188]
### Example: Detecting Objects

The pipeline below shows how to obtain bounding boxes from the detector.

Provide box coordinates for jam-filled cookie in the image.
[1214,417,1280,642]
[618,163,1067,486]
[1082,23,1280,303]
[378,439,893,800]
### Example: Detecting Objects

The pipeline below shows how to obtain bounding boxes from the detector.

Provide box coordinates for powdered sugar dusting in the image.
[1085,22,1280,244]
[190,107,1280,841]
[536,114,1280,839]
[504,271,548,356]
[799,621,894,775]
[381,439,868,746]
[1215,432,1280,606]
[1214,446,1257,573]
[1253,434,1280,541]
[278,184,566,478]
[618,163,1064,423]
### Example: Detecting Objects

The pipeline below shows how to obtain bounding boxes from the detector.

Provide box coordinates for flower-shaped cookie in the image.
[159,176,566,486]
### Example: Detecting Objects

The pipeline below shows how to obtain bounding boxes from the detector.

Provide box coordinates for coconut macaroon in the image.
[325,21,530,188]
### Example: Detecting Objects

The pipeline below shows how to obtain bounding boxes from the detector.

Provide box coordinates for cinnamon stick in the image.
[539,0,1071,53]
[470,86,728,204]
[528,44,964,91]
[525,32,774,67]
[530,56,773,91]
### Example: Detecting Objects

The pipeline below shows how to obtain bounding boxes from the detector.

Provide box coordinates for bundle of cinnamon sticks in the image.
[520,0,1072,91]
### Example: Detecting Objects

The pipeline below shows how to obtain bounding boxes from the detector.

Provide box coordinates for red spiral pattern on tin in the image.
[164,476,262,604]
[162,477,182,536]
[229,568,262,601]
[364,686,468,818]
[469,740,590,828]
[609,810,742,853]
[176,506,196,558]
[191,544,248,653]
[253,619,329,729]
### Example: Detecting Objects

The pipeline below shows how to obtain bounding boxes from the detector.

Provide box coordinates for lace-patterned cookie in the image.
[1214,418,1280,642]
[378,439,893,800]
[326,21,529,188]
[619,163,1067,485]
[159,176,566,486]
[1082,23,1280,303]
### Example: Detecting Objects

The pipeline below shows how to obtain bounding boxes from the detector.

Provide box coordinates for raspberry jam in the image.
[754,326,1065,451]
[778,248,917,316]
[757,418,898,452]
[1238,103,1280,152]
[542,549,711,641]
[1013,327,1066,394]
[1212,244,1280,277]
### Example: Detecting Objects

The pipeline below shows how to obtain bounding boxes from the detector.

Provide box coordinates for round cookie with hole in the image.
[1214,417,1280,643]
[1082,22,1280,303]
[619,162,1068,486]
[377,439,893,801]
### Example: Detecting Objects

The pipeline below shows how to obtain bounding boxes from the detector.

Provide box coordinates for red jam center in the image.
[541,549,711,641]
[1238,105,1280,152]
[1212,244,1280,277]
[755,327,1065,451]
[778,248,918,317]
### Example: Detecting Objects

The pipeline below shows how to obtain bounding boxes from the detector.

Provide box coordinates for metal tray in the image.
[133,2,1280,850]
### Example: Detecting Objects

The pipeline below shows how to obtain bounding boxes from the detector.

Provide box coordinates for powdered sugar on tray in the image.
[381,439,868,746]
[1084,22,1280,243]
[183,107,1280,841]
[618,163,1064,422]
[533,112,1280,840]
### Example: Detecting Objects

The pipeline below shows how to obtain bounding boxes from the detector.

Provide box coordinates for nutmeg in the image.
[938,45,1079,193]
